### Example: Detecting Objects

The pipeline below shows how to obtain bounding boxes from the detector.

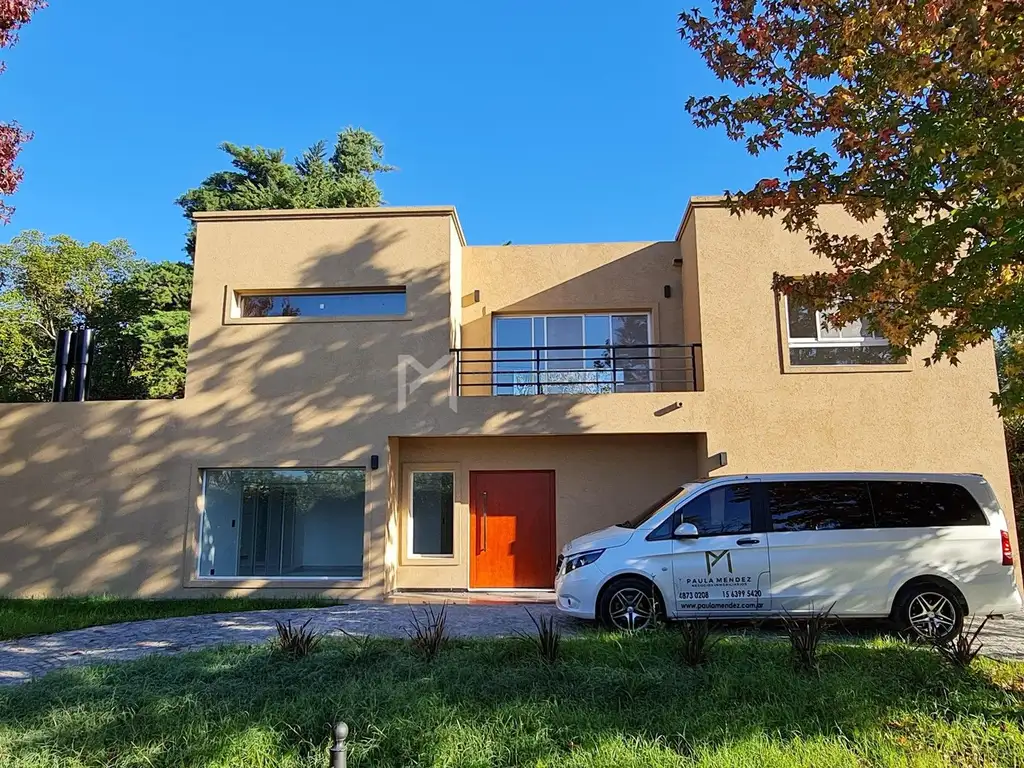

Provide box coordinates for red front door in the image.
[470,471,555,588]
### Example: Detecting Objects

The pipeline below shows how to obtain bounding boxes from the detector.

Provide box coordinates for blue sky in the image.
[1,1,785,261]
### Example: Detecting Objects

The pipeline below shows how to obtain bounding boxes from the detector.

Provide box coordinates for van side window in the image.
[767,481,874,531]
[869,481,987,527]
[679,484,753,535]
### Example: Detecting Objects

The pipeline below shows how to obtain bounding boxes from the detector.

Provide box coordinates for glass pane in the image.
[613,315,652,392]
[240,291,405,318]
[869,481,987,527]
[545,316,584,371]
[199,469,365,578]
[789,345,896,366]
[493,317,535,395]
[786,296,818,339]
[411,472,455,555]
[767,481,874,532]
[680,484,752,535]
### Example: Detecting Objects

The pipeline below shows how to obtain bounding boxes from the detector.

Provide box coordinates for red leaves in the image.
[0,0,44,48]
[0,0,44,222]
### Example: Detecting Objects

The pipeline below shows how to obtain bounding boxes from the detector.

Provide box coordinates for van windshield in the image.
[616,481,709,529]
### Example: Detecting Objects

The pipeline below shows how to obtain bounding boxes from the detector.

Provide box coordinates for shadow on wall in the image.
[460,242,703,394]
[0,223,589,597]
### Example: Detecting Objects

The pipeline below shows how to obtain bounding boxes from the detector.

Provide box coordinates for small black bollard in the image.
[330,722,348,768]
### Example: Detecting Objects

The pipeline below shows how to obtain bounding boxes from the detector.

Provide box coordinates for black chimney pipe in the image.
[71,328,95,402]
[51,330,72,402]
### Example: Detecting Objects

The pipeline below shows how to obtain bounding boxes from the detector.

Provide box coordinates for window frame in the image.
[777,292,912,374]
[407,469,457,560]
[647,481,768,540]
[401,463,462,567]
[491,311,655,395]
[190,466,369,586]
[766,480,877,533]
[224,286,409,325]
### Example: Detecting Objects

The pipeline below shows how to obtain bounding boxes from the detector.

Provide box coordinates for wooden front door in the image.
[470,471,555,588]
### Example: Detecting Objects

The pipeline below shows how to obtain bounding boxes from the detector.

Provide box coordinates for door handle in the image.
[481,491,488,552]
[736,537,760,546]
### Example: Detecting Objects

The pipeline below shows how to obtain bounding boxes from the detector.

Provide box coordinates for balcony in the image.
[452,343,701,395]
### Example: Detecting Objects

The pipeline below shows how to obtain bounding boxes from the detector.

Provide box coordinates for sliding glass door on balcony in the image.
[492,313,652,395]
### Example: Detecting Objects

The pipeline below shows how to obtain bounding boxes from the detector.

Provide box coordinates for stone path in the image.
[0,604,1021,686]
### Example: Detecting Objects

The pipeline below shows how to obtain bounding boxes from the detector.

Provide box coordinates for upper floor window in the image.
[232,288,406,320]
[784,295,895,366]
[492,313,652,394]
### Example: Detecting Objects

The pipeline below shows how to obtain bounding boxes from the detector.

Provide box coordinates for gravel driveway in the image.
[0,603,1021,686]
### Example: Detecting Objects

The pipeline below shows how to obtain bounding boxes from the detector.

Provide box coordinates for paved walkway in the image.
[0,604,1021,686]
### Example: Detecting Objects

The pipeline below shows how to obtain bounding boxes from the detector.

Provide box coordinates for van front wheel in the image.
[599,577,662,631]
[894,582,964,643]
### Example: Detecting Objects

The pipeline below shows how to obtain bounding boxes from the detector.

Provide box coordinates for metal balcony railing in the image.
[451,343,701,395]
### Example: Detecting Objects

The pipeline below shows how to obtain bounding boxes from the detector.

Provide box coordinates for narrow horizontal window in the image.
[237,289,406,318]
[198,468,366,579]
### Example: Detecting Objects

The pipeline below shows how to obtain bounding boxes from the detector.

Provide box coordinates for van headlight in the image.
[564,549,604,574]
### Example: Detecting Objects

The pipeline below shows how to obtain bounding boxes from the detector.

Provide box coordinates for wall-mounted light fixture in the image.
[664,285,672,298]
[370,454,380,471]
[673,257,683,267]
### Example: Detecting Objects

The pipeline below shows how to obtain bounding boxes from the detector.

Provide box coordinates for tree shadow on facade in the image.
[0,220,589,599]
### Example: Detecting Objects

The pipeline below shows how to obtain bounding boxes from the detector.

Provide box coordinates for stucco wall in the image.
[394,434,699,589]
[683,202,1015,557]
[458,241,687,394]
[0,202,1013,597]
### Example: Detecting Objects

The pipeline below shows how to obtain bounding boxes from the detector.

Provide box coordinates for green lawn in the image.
[0,596,339,640]
[1,631,1022,767]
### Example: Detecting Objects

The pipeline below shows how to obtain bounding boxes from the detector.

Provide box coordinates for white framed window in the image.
[784,295,896,366]
[196,468,365,580]
[408,470,455,557]
[492,313,653,394]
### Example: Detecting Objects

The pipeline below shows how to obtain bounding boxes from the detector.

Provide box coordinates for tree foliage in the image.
[0,0,45,222]
[679,0,1024,412]
[0,231,191,401]
[176,127,393,257]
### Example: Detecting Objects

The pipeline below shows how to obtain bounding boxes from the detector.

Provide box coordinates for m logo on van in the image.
[705,550,733,575]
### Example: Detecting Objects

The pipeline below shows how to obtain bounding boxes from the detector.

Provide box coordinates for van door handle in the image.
[736,538,760,546]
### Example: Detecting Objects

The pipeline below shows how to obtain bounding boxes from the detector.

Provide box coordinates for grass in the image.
[0,596,340,640]
[1,631,1023,767]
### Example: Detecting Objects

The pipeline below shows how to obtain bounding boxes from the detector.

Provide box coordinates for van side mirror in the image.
[674,522,699,539]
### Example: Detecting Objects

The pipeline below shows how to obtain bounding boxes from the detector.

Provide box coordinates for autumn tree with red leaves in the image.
[0,0,44,223]
[679,0,1024,411]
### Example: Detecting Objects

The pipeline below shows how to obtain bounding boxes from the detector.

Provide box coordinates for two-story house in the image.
[0,198,1013,598]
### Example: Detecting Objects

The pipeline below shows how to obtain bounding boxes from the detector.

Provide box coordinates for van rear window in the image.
[868,481,987,528]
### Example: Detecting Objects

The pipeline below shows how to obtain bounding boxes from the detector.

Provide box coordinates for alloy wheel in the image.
[607,587,655,631]
[907,591,957,640]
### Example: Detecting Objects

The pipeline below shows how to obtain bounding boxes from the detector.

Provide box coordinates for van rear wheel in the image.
[894,582,964,643]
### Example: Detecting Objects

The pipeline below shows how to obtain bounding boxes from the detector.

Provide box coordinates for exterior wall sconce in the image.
[370,455,380,471]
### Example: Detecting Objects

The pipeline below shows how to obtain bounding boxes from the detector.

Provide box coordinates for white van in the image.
[554,473,1021,640]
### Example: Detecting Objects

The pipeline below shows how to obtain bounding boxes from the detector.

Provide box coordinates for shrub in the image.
[676,618,721,667]
[272,618,323,658]
[517,608,562,664]
[406,603,449,661]
[782,604,835,674]
[932,615,990,668]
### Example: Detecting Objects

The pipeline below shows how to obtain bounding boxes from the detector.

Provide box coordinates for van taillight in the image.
[1001,530,1014,566]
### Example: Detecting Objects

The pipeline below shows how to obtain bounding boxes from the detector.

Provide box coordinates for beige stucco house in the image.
[0,198,1014,598]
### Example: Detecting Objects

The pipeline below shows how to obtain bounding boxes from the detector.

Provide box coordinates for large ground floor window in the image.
[198,468,365,579]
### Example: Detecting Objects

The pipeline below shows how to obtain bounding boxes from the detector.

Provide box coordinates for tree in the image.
[0,230,134,400]
[1,1,45,222]
[90,261,192,399]
[176,127,394,257]
[0,231,192,402]
[679,1,1024,412]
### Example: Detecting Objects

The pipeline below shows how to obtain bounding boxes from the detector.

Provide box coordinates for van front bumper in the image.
[554,564,602,620]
